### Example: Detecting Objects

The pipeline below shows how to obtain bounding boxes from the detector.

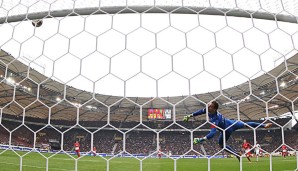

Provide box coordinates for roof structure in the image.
[0,49,297,123]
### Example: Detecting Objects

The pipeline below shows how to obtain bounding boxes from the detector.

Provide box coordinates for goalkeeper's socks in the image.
[226,145,237,154]
[234,152,241,162]
[225,145,240,161]
[236,154,240,162]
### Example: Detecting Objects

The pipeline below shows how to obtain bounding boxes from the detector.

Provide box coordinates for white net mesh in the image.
[0,0,298,171]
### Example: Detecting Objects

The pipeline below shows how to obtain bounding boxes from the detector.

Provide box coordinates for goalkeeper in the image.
[183,101,272,161]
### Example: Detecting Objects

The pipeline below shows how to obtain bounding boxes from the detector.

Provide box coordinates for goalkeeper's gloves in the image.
[194,137,207,144]
[183,114,192,122]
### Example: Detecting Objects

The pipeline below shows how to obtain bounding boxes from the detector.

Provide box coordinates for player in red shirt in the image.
[74,140,80,157]
[158,149,162,159]
[281,145,287,159]
[242,139,252,162]
[92,146,97,157]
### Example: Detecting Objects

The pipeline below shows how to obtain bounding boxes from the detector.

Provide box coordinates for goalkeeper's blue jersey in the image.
[192,108,231,139]
[192,108,226,128]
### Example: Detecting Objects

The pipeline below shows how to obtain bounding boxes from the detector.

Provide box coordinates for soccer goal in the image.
[0,0,297,171]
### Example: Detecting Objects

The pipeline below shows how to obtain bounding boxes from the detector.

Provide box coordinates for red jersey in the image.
[74,142,80,151]
[74,142,81,157]
[242,142,251,150]
[282,145,287,158]
[74,142,80,147]
[158,149,162,159]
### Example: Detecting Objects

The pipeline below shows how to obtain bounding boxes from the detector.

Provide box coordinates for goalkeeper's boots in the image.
[194,138,205,144]
[183,115,191,122]
[264,123,272,128]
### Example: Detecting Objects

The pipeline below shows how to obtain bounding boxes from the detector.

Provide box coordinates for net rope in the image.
[0,0,297,171]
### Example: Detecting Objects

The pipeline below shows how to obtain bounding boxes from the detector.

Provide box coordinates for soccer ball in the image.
[32,19,43,27]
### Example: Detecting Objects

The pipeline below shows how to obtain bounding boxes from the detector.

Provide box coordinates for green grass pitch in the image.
[0,150,296,171]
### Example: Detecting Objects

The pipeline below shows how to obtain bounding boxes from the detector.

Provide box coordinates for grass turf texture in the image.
[0,150,296,171]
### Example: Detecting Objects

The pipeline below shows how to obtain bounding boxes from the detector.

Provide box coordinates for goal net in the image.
[0,0,297,171]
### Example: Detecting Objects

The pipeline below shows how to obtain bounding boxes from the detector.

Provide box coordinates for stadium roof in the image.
[0,49,297,122]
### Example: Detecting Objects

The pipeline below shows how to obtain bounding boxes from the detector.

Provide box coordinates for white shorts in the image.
[75,147,79,150]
